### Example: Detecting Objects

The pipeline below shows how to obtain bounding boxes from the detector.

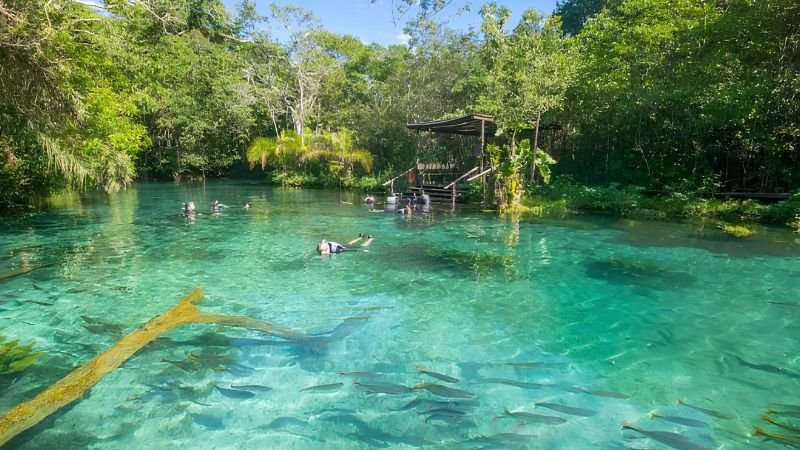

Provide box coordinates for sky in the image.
[221,1,560,46]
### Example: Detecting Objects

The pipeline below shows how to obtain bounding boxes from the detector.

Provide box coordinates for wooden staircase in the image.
[405,184,460,203]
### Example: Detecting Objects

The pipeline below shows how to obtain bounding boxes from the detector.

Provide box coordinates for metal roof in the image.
[407,114,496,136]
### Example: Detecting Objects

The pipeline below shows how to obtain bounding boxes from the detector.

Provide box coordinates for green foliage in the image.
[2,0,799,228]
[526,176,800,227]
[720,224,754,238]
[0,336,43,375]
[559,0,800,193]
[555,0,609,35]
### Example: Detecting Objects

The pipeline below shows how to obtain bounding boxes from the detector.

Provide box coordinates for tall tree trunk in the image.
[530,110,541,182]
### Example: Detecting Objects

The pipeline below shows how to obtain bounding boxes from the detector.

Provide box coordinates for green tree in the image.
[477,4,576,207]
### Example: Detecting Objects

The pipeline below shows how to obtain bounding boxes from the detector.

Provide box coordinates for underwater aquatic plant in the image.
[0,336,43,376]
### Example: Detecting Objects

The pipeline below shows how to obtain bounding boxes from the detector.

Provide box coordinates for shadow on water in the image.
[584,256,697,290]
[375,244,519,279]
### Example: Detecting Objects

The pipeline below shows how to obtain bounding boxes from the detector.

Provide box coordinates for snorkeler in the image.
[211,200,227,213]
[317,240,350,254]
[318,234,374,254]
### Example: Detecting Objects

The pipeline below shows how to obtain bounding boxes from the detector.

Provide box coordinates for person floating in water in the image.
[211,200,227,213]
[318,234,374,254]
[317,240,350,254]
[243,202,251,210]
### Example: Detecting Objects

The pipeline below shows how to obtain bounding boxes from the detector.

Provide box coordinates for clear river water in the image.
[1,181,799,449]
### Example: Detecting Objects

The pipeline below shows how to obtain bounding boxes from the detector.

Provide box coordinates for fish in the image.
[412,382,475,399]
[81,316,123,336]
[264,416,307,430]
[535,402,596,417]
[482,377,545,390]
[338,371,386,379]
[230,384,272,392]
[419,407,466,417]
[187,351,232,363]
[575,387,629,399]
[393,397,478,412]
[318,414,433,447]
[649,412,709,428]
[678,399,735,420]
[192,413,224,430]
[767,408,800,418]
[353,381,411,395]
[416,365,460,383]
[223,363,255,377]
[23,300,54,306]
[424,413,474,425]
[0,264,44,281]
[161,357,199,373]
[466,433,535,448]
[394,398,425,411]
[499,407,567,425]
[753,425,800,446]
[623,422,711,450]
[767,301,799,307]
[734,355,800,379]
[761,415,800,433]
[301,382,344,392]
[769,402,800,411]
[215,385,255,399]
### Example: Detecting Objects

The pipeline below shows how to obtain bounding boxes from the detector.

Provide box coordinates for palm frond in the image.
[36,133,90,189]
[246,137,278,170]
[345,148,373,173]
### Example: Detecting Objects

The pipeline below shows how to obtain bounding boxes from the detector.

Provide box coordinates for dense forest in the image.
[1,0,798,224]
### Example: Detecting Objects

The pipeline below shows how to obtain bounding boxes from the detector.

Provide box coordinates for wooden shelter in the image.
[405,114,496,204]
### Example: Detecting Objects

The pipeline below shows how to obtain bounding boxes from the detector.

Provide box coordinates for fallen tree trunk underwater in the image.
[0,288,305,447]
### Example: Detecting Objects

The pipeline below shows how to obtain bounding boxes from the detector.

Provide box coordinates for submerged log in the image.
[0,288,301,446]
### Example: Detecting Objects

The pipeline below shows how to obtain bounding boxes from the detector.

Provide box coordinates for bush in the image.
[522,176,800,230]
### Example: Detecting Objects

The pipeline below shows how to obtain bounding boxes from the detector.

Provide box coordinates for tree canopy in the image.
[0,0,797,219]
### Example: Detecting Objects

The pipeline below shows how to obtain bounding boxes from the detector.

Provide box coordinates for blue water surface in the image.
[1,181,799,449]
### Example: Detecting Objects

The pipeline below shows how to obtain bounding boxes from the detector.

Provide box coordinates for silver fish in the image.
[215,385,255,399]
[500,407,567,425]
[301,382,344,392]
[230,384,272,392]
[734,355,800,379]
[649,412,709,428]
[678,399,735,420]
[623,421,711,450]
[413,382,475,399]
[353,381,410,394]
[339,371,386,379]
[419,407,466,417]
[576,387,629,399]
[483,377,544,389]
[535,402,596,417]
[416,365,460,383]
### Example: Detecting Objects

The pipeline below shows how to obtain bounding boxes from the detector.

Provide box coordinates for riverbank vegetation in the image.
[0,0,798,229]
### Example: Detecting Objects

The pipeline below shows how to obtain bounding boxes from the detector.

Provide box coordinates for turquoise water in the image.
[1,181,799,449]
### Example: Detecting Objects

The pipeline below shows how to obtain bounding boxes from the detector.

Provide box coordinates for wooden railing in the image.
[444,167,479,190]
